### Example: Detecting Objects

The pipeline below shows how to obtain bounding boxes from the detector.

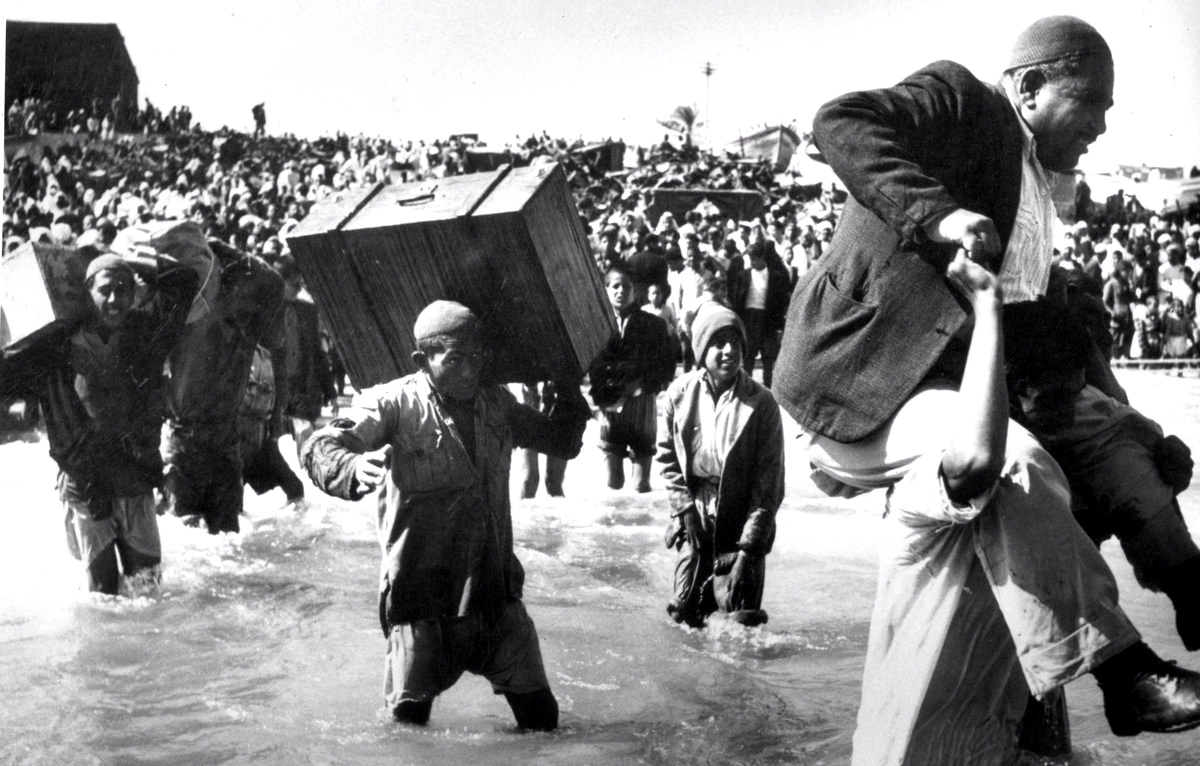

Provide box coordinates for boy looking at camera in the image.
[658,306,784,628]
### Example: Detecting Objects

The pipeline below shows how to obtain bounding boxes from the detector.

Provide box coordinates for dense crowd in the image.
[7,95,195,140]
[2,110,847,380]
[1056,190,1200,360]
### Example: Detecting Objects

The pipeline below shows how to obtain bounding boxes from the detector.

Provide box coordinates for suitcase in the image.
[1,241,89,355]
[285,163,615,387]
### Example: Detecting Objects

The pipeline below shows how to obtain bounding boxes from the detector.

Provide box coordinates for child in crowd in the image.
[301,300,590,729]
[1162,297,1193,358]
[658,306,784,628]
[1004,299,1200,649]
[682,272,731,342]
[589,264,676,492]
[1131,293,1163,360]
[643,281,680,363]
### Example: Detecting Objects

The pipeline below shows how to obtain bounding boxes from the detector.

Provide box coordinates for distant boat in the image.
[726,125,800,173]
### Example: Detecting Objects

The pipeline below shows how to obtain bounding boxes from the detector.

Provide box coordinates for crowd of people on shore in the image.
[7,95,194,140]
[5,103,1198,374]
[1056,202,1200,361]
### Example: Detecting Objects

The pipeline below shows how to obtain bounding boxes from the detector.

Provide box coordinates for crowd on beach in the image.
[5,13,1200,760]
[6,97,1200,371]
[7,95,194,141]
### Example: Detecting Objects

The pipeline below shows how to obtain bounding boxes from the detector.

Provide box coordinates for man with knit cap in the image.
[771,13,1200,760]
[0,250,198,594]
[301,299,589,731]
[658,306,784,629]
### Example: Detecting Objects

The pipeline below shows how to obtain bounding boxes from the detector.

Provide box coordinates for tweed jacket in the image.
[772,61,1024,442]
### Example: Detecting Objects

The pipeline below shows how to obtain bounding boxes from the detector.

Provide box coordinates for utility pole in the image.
[701,61,715,147]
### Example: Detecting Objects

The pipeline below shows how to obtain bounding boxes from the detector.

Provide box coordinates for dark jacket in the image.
[1,258,198,497]
[772,61,1024,442]
[588,308,676,408]
[269,294,335,423]
[729,245,792,334]
[165,244,283,445]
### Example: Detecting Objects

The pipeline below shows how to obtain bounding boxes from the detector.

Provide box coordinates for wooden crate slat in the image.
[286,165,615,388]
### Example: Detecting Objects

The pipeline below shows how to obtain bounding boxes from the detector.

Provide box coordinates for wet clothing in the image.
[64,491,160,592]
[302,370,588,714]
[808,387,1139,766]
[239,345,304,501]
[516,382,567,498]
[658,369,784,626]
[163,248,282,533]
[0,257,197,592]
[162,436,244,533]
[270,294,334,427]
[238,345,277,461]
[385,600,549,706]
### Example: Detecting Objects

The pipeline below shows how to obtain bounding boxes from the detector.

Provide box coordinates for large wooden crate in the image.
[1,241,89,355]
[285,163,615,388]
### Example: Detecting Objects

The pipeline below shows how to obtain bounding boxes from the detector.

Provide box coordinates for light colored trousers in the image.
[808,386,1140,766]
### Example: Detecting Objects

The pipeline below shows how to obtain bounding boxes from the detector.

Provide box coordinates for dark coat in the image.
[0,259,198,496]
[588,308,676,408]
[729,246,792,334]
[772,61,1024,442]
[270,295,334,423]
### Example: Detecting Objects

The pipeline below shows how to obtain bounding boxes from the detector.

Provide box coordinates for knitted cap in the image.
[1006,16,1111,71]
[84,253,135,284]
[690,305,746,362]
[413,300,478,341]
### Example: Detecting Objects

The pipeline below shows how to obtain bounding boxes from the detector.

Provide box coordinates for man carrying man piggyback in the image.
[772,14,1200,764]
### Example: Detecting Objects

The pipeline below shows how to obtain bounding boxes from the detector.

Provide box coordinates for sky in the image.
[6,0,1200,171]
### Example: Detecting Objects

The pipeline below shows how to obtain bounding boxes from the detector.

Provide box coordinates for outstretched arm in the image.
[301,392,393,500]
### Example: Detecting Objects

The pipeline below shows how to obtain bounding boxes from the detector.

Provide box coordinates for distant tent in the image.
[5,21,139,129]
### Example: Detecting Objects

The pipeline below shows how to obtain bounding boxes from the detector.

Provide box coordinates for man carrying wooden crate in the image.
[301,300,590,729]
[1,251,198,594]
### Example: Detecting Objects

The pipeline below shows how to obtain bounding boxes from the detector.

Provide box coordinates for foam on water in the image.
[1,370,1198,764]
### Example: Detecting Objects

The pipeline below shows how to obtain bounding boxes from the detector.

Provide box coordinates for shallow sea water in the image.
[1,369,1198,765]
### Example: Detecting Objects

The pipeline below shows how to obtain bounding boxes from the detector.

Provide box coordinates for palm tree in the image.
[657,104,703,147]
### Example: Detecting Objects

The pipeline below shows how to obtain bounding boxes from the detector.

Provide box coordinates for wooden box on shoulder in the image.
[285,163,615,388]
[1,241,88,356]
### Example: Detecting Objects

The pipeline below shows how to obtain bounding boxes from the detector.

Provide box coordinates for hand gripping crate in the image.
[1,241,89,356]
[285,163,616,387]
